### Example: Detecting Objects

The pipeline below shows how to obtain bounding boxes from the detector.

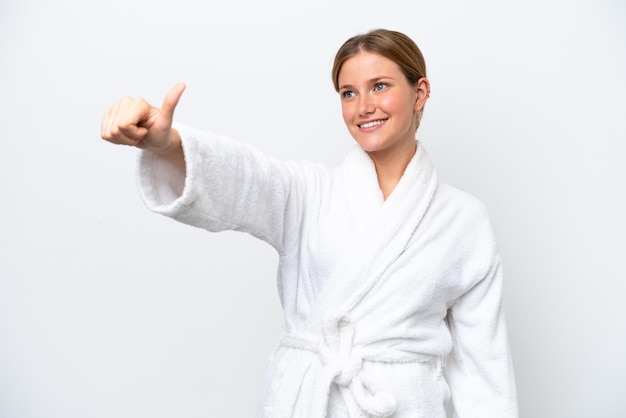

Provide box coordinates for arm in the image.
[137,124,313,254]
[444,234,519,417]
[101,84,315,254]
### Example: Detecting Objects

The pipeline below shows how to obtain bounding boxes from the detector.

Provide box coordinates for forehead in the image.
[338,51,403,85]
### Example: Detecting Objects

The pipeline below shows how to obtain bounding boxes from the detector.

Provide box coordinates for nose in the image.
[358,95,375,116]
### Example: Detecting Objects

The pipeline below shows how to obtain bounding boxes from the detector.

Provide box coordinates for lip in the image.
[357,118,388,129]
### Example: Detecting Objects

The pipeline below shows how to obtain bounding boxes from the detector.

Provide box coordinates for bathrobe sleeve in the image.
[444,209,519,417]
[136,124,315,254]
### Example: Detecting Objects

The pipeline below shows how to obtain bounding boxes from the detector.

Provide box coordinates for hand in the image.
[101,83,186,154]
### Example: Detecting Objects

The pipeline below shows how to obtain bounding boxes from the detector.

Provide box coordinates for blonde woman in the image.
[101,29,518,418]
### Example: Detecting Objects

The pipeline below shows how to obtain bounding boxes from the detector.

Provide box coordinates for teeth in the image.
[360,120,385,128]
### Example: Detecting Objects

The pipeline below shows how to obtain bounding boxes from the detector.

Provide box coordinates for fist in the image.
[100,83,186,153]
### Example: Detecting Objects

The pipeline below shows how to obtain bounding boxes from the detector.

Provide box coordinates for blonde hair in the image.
[332,29,428,130]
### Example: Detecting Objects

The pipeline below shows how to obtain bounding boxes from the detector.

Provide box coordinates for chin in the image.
[353,138,388,153]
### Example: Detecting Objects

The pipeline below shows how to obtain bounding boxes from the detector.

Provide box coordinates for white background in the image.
[1,0,625,416]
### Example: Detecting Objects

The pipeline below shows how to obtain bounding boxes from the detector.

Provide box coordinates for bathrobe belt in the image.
[279,319,436,418]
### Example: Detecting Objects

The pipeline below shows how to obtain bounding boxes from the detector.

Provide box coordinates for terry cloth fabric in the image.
[137,124,519,418]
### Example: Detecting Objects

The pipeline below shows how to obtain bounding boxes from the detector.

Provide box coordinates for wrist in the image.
[151,128,186,173]
[154,128,182,157]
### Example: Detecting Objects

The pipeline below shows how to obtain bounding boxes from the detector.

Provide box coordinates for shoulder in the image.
[434,181,493,225]
[426,181,504,293]
[428,180,499,255]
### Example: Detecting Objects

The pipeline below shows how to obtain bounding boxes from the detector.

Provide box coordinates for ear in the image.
[414,77,431,112]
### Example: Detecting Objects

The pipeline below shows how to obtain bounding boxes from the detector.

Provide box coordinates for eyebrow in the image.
[338,75,395,91]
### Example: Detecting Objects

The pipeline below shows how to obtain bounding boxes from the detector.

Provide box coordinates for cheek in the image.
[379,94,403,113]
[382,94,415,122]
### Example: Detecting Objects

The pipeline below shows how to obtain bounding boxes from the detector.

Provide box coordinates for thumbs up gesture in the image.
[101,83,186,154]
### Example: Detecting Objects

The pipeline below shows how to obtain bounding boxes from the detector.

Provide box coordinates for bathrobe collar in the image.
[313,140,439,323]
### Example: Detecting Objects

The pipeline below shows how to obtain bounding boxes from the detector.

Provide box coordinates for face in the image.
[337,51,428,159]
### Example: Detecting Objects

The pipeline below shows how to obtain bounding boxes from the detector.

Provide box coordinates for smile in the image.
[358,119,387,129]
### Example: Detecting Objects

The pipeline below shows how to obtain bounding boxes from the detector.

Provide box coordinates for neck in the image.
[368,140,417,200]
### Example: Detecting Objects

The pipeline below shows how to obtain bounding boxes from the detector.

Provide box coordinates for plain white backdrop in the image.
[1,0,625,416]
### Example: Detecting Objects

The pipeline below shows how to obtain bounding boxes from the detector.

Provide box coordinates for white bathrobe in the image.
[137,125,518,418]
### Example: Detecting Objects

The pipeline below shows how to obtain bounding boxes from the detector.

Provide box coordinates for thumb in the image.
[160,82,186,124]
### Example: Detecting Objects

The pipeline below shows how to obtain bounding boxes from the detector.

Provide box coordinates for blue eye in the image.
[341,90,355,99]
[374,82,387,91]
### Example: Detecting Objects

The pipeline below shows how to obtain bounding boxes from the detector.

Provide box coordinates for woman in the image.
[101,29,518,418]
